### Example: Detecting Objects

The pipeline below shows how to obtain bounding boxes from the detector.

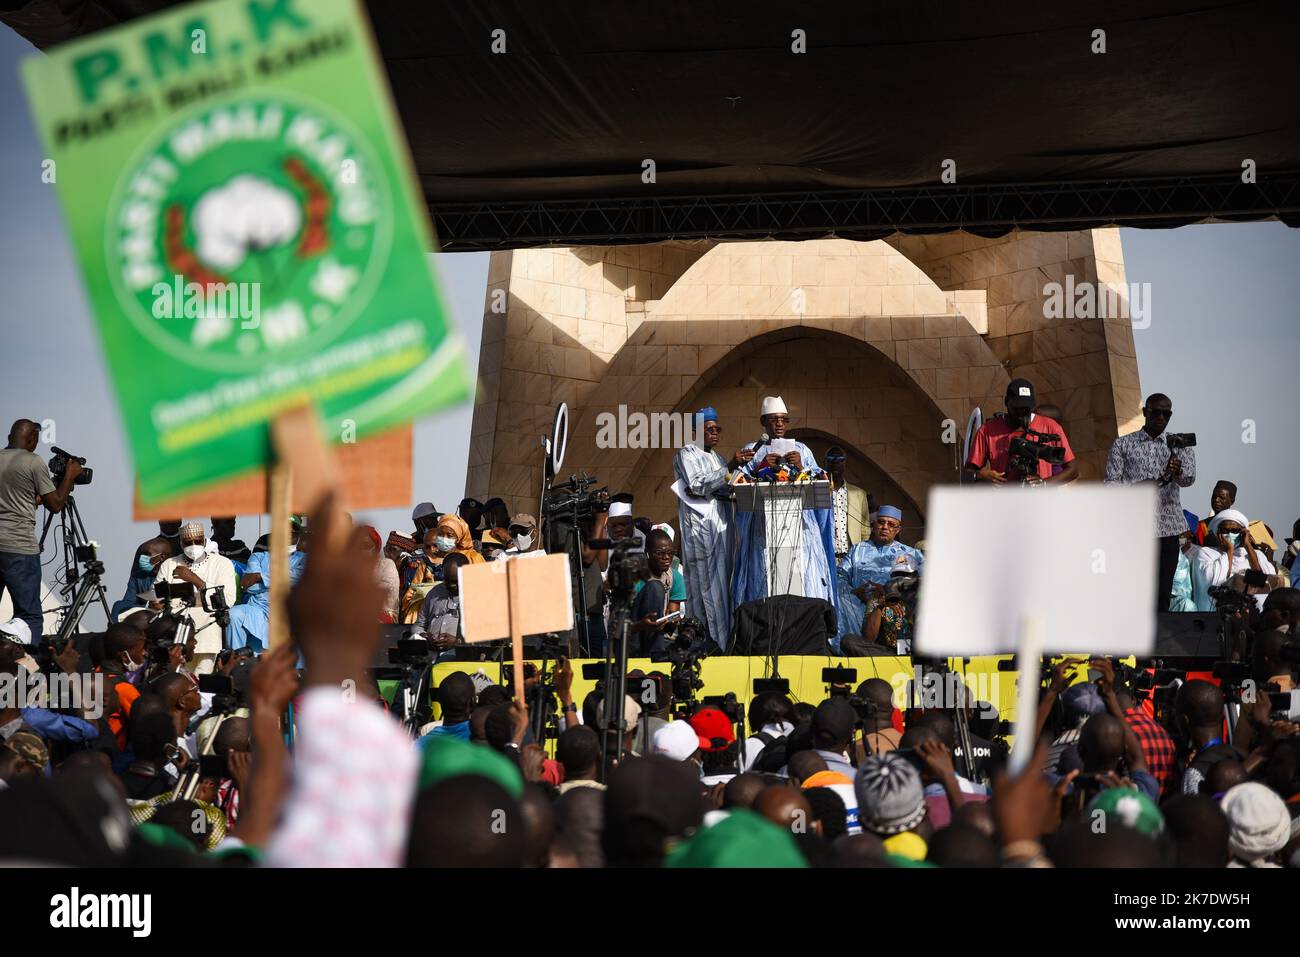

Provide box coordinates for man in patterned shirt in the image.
[1104,393,1197,611]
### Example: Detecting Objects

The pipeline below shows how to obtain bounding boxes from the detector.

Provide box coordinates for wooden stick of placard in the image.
[266,405,347,651]
[266,460,292,651]
[506,560,526,705]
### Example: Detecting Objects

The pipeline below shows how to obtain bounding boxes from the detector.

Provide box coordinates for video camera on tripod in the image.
[1208,582,1255,613]
[153,578,231,652]
[541,475,610,528]
[588,536,648,601]
[48,446,93,486]
[36,444,109,646]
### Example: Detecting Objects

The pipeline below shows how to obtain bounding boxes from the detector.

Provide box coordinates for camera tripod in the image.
[907,655,980,783]
[39,494,110,642]
[527,632,564,744]
[598,598,636,782]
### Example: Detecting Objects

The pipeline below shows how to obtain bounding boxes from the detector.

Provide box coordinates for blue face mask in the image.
[1226,532,1241,547]
[137,554,154,573]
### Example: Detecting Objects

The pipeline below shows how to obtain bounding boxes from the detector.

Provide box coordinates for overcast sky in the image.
[2,27,1296,628]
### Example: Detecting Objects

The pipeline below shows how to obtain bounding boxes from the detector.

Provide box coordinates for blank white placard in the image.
[913,483,1158,657]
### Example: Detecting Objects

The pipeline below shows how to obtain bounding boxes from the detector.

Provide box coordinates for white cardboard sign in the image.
[914,484,1158,657]
[458,552,574,643]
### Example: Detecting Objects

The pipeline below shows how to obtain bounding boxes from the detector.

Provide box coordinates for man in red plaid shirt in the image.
[1110,665,1177,795]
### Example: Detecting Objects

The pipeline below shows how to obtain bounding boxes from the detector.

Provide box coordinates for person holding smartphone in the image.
[628,529,686,653]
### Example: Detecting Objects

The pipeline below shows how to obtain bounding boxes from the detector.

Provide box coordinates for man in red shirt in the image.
[964,378,1078,485]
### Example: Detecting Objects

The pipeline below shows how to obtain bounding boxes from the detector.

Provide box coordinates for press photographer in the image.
[0,419,82,642]
[152,523,236,674]
[963,379,1078,487]
[1104,392,1197,611]
[843,554,921,654]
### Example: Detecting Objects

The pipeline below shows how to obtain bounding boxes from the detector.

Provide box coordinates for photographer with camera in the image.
[110,537,174,623]
[838,505,923,647]
[153,523,236,673]
[0,419,82,642]
[1104,392,1197,611]
[852,554,920,654]
[1190,509,1276,612]
[963,379,1077,487]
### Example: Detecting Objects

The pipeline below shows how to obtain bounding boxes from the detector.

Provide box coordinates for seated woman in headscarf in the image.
[401,513,484,623]
[1191,508,1276,611]
[355,524,400,623]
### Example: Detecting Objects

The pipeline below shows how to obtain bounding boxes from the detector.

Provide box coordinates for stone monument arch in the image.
[467,230,1140,532]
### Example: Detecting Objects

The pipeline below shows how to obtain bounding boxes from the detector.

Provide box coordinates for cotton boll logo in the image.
[107,96,392,372]
[192,175,301,271]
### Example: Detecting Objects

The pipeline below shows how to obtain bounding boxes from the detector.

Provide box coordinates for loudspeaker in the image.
[1153,612,1221,657]
[731,595,835,656]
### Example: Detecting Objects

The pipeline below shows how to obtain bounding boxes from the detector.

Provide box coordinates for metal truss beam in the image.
[429,172,1300,251]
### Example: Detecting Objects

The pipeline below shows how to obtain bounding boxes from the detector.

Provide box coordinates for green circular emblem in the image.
[107,96,392,372]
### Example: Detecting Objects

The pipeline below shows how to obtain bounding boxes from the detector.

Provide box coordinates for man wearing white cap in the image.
[1190,508,1275,612]
[606,498,643,553]
[732,396,837,609]
[153,522,237,673]
[743,395,815,473]
[672,407,735,648]
[652,719,706,768]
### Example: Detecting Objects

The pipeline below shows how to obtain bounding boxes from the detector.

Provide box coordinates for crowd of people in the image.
[2,396,1299,868]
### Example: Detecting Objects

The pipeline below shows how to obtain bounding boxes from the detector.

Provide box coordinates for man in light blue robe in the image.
[673,407,737,649]
[228,540,308,654]
[732,395,837,612]
[836,505,924,650]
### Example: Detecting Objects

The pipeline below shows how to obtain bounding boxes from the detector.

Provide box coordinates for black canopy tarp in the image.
[5,0,1299,247]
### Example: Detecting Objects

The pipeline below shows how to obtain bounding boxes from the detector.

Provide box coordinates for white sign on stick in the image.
[914,484,1158,657]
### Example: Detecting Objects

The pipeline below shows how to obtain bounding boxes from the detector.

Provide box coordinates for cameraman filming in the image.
[0,419,80,642]
[1104,393,1197,611]
[963,379,1077,487]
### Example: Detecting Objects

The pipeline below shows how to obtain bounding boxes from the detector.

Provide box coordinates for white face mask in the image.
[514,532,533,551]
[183,544,206,562]
[434,536,456,554]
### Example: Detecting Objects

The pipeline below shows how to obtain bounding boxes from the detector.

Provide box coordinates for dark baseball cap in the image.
[813,698,856,747]
[1005,378,1037,409]
[603,755,705,839]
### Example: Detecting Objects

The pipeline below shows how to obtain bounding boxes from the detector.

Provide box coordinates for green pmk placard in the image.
[23,0,470,503]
